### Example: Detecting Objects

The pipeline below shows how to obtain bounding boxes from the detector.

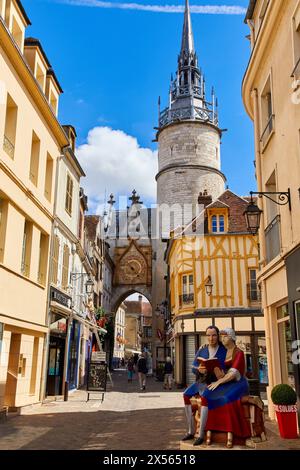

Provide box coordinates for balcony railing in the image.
[179,293,194,307]
[3,135,15,158]
[265,214,281,264]
[247,283,261,302]
[260,114,275,149]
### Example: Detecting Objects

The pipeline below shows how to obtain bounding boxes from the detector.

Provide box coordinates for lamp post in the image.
[205,276,213,296]
[244,190,291,236]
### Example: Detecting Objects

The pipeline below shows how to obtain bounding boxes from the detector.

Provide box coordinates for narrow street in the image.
[0,369,186,450]
[0,368,299,451]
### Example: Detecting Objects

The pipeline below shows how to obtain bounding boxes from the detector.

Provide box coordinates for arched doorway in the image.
[112,291,153,373]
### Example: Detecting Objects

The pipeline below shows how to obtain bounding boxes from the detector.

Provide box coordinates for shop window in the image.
[277,305,295,389]
[29,131,40,186]
[258,336,268,385]
[3,93,18,159]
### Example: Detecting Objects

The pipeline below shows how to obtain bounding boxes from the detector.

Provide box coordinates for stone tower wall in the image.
[158,121,222,174]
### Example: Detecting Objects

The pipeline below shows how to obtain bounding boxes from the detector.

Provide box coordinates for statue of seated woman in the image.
[194,327,251,448]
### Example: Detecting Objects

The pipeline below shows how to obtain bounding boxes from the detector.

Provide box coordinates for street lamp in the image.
[70,272,94,295]
[243,198,263,236]
[205,276,213,296]
[85,276,94,295]
[244,190,291,236]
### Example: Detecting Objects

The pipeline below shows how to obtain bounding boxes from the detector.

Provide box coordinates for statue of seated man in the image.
[182,325,226,444]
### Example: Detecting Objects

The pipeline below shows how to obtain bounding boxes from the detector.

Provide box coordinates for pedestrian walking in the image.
[137,351,148,391]
[163,357,173,390]
[127,356,135,382]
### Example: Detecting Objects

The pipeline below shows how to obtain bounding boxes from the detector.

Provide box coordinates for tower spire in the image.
[157,0,219,130]
[180,0,194,56]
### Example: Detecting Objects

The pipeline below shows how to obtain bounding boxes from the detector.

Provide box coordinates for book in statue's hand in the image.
[196,357,222,373]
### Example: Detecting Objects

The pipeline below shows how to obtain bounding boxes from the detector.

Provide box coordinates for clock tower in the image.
[152,0,227,326]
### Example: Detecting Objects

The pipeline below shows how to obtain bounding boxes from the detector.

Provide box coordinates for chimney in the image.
[198,190,212,208]
[138,295,143,304]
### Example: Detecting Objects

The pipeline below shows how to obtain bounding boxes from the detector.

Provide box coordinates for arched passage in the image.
[111,285,152,315]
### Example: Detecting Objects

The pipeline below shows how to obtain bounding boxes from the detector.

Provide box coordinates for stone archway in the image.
[111,285,152,315]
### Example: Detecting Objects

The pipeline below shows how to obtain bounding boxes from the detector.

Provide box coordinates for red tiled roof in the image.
[124,301,142,314]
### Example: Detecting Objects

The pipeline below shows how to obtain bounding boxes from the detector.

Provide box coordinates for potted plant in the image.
[271,384,298,439]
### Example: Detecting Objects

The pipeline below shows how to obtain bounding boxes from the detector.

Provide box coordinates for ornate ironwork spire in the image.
[180,0,194,56]
[158,0,219,130]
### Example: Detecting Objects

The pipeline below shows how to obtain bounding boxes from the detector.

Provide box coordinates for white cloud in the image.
[77,126,157,213]
[56,1,246,15]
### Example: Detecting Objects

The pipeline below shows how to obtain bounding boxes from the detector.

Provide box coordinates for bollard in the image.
[64,381,69,401]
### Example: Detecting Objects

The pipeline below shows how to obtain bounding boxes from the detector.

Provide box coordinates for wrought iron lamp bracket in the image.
[250,189,291,211]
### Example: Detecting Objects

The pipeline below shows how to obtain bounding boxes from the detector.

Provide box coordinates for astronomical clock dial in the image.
[120,257,146,283]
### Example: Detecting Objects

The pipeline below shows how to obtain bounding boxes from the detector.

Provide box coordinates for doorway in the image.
[46,336,65,396]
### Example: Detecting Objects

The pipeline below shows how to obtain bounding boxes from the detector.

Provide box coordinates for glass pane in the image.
[278,318,295,389]
[236,336,253,378]
[277,304,288,320]
[258,337,269,384]
[219,216,225,232]
[212,216,218,232]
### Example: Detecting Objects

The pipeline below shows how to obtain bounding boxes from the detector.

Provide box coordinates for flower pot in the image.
[275,405,298,439]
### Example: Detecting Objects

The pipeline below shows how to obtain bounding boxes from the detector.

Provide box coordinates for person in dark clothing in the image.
[137,352,148,391]
[163,357,173,390]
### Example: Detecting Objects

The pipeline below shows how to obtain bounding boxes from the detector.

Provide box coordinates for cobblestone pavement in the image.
[0,369,299,450]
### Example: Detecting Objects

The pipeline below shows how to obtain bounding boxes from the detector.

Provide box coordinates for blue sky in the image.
[22,0,255,212]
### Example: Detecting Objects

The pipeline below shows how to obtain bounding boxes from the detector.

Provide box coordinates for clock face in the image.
[120,257,145,282]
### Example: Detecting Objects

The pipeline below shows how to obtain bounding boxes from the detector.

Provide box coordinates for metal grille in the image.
[185,335,196,386]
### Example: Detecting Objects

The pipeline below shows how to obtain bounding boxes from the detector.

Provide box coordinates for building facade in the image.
[243,0,300,417]
[113,302,126,363]
[0,0,68,408]
[166,190,266,394]
[45,125,88,397]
